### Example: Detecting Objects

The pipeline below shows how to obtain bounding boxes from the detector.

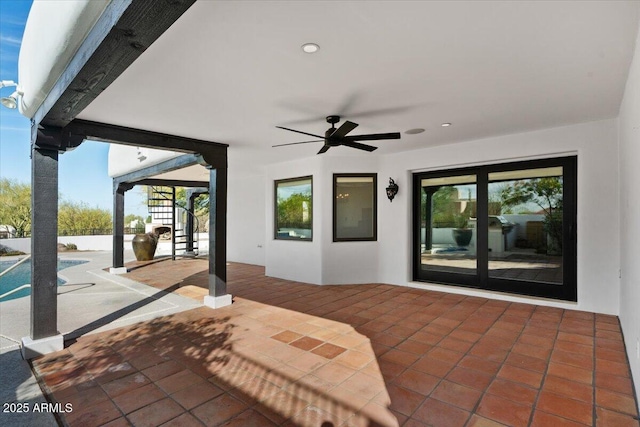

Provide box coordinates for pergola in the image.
[22,0,231,358]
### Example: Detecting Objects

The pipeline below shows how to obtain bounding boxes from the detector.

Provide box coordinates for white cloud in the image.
[0,14,28,27]
[0,34,22,46]
[0,125,29,132]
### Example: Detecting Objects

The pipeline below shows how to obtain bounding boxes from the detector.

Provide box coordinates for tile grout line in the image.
[392,296,513,425]
[615,315,640,422]
[458,298,512,427]
[592,314,598,426]
[322,289,437,424]
[32,262,640,426]
[28,357,72,427]
[468,301,537,427]
[525,307,566,427]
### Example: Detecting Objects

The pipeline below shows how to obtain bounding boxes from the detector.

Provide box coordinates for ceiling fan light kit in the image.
[273,115,401,154]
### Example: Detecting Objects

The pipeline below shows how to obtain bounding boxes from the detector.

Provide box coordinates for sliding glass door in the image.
[417,173,479,286]
[413,157,577,301]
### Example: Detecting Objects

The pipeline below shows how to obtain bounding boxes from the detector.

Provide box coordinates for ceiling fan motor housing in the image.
[274,114,400,153]
[326,127,342,146]
[326,115,341,125]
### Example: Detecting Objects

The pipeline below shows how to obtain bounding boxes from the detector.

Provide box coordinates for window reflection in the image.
[275,176,312,240]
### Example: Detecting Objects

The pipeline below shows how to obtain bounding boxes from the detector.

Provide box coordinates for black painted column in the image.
[112,182,130,269]
[186,190,196,253]
[171,186,176,261]
[422,187,438,251]
[208,166,227,297]
[30,145,60,340]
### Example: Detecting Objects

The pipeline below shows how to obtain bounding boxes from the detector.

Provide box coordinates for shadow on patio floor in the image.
[31,260,639,426]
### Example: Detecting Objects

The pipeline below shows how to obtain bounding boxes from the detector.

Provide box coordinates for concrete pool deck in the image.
[0,250,203,427]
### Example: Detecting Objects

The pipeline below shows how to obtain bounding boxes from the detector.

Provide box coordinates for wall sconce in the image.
[386,178,399,202]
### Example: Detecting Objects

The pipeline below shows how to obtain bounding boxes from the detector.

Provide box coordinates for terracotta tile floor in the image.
[32,259,639,426]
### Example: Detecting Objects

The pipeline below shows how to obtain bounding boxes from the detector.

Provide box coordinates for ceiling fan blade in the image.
[344,132,401,141]
[347,106,415,119]
[317,145,331,154]
[330,121,358,139]
[272,139,323,147]
[276,126,324,139]
[334,93,361,116]
[341,141,378,152]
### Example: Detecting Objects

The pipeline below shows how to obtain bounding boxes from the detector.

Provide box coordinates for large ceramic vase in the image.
[132,233,158,261]
[452,228,473,247]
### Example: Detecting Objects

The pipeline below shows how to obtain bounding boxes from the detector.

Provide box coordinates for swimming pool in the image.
[0,259,88,302]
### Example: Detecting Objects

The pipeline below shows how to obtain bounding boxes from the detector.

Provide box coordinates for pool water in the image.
[0,259,88,302]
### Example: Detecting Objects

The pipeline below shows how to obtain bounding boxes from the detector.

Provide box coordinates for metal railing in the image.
[0,284,31,301]
[148,186,201,257]
[0,254,31,278]
[0,255,32,301]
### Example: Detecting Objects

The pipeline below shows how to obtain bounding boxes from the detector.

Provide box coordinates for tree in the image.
[423,186,461,227]
[500,177,563,252]
[277,192,312,229]
[58,201,112,235]
[125,214,146,232]
[488,183,509,215]
[0,178,124,237]
[176,188,210,231]
[0,178,31,237]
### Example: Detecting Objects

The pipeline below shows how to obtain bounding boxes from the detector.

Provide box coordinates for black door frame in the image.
[413,156,577,301]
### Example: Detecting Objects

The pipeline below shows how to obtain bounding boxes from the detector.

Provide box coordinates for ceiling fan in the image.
[272,115,401,154]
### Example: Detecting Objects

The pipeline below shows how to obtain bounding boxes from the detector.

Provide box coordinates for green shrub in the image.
[0,250,26,256]
[0,244,26,256]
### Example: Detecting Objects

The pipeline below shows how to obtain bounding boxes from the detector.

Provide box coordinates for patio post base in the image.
[21,334,64,360]
[109,267,128,275]
[204,294,232,309]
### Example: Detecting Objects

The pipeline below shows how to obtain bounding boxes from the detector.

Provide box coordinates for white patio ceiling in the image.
[76,1,640,174]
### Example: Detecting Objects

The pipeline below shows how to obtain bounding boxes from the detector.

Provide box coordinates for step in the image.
[175,243,198,249]
[176,252,199,258]
[174,242,198,248]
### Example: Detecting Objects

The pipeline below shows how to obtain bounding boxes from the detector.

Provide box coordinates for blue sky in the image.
[0,0,148,217]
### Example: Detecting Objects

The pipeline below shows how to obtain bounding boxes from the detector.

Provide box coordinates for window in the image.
[333,174,377,241]
[417,174,477,276]
[413,156,577,301]
[275,176,312,240]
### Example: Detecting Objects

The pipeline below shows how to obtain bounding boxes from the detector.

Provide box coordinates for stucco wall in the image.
[2,235,138,252]
[227,173,266,266]
[263,155,382,285]
[265,157,323,284]
[258,119,622,315]
[2,234,210,254]
[319,156,380,285]
[378,119,620,315]
[618,19,640,407]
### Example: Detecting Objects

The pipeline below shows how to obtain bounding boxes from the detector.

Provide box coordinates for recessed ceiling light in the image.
[405,128,425,135]
[441,123,452,127]
[301,43,320,53]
